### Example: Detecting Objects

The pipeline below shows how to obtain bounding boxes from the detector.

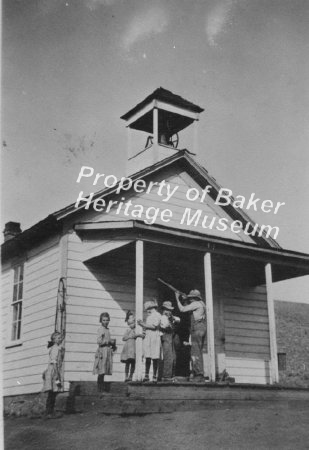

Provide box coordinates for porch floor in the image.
[58,381,309,415]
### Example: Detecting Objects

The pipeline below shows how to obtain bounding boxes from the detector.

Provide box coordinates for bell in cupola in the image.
[121,87,204,175]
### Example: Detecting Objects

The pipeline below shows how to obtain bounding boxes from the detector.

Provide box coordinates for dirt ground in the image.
[4,400,309,450]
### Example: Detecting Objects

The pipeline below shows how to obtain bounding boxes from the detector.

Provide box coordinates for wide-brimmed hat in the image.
[187,289,202,300]
[144,300,158,311]
[162,301,174,311]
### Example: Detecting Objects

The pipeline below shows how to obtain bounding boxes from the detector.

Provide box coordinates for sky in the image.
[2,0,309,302]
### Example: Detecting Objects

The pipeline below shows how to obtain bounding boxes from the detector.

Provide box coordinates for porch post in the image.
[153,106,159,163]
[135,240,144,381]
[193,119,199,157]
[265,263,279,384]
[204,252,216,381]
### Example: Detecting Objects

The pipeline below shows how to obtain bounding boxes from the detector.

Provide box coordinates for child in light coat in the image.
[121,311,144,381]
[42,331,64,418]
[137,300,161,382]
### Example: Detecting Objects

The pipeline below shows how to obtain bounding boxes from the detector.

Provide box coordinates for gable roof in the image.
[54,150,280,248]
[2,149,308,278]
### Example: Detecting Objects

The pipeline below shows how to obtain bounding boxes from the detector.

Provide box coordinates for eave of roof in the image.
[73,219,309,282]
[120,87,204,121]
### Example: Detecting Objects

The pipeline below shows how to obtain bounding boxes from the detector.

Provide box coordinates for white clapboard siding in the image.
[225,357,271,384]
[64,233,158,383]
[222,285,271,383]
[2,237,60,395]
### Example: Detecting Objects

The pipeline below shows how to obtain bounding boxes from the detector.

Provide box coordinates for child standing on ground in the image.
[137,300,161,383]
[42,331,64,418]
[121,311,144,381]
[93,312,116,393]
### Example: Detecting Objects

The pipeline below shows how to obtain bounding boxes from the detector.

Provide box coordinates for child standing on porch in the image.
[42,331,64,418]
[137,300,161,383]
[121,311,144,381]
[93,312,116,393]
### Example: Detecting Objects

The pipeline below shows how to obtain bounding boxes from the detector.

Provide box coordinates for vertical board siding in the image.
[2,237,60,396]
[222,285,271,383]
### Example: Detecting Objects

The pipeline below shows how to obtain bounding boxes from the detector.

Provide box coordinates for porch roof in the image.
[74,220,309,283]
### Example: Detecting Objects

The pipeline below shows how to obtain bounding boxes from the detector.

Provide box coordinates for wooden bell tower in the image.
[121,87,204,174]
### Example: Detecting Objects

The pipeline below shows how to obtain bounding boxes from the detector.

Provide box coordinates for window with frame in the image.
[11,264,24,341]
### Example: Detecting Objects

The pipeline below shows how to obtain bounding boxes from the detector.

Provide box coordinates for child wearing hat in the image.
[160,301,180,381]
[137,300,161,382]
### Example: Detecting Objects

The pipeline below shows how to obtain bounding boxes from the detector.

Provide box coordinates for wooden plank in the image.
[135,240,143,381]
[226,336,270,346]
[229,375,269,384]
[67,304,134,318]
[224,305,268,317]
[225,343,270,354]
[82,240,132,262]
[65,322,126,336]
[227,351,270,359]
[27,237,59,260]
[3,383,43,396]
[26,250,59,272]
[224,299,267,309]
[3,355,47,372]
[68,307,131,321]
[225,328,270,339]
[23,297,57,316]
[22,318,54,338]
[204,252,215,381]
[3,346,47,363]
[67,286,135,301]
[24,277,59,294]
[67,277,136,292]
[224,312,269,324]
[265,263,279,383]
[67,267,136,283]
[23,305,55,324]
[225,321,269,331]
[225,357,270,370]
[2,373,44,388]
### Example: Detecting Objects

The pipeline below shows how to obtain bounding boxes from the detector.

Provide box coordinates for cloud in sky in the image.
[122,6,168,52]
[206,0,238,46]
[84,0,118,10]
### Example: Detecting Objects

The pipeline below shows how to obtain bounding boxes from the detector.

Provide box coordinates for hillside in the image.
[275,300,309,387]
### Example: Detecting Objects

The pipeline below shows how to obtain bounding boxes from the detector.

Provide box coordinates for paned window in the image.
[11,264,24,341]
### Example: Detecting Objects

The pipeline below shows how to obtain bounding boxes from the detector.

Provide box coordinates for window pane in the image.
[19,265,24,282]
[11,322,17,341]
[14,268,19,284]
[18,283,23,300]
[12,303,19,321]
[13,285,18,302]
[17,320,22,340]
[18,303,22,321]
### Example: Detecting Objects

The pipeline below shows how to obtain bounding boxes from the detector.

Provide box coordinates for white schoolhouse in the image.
[2,88,309,397]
